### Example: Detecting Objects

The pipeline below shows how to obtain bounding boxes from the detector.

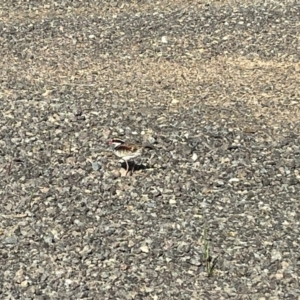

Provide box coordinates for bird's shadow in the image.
[120,161,152,172]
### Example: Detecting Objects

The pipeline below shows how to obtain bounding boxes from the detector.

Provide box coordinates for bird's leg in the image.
[124,160,130,176]
[148,153,155,166]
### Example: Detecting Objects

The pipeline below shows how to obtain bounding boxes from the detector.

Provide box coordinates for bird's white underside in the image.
[115,152,142,161]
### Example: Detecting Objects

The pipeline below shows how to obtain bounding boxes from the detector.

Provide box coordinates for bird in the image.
[108,138,154,175]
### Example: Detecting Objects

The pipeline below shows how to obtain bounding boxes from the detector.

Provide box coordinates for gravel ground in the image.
[1,0,300,299]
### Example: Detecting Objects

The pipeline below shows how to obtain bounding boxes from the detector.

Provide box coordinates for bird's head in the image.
[108,138,124,148]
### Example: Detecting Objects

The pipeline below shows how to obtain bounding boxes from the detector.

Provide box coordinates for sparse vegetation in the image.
[202,226,218,277]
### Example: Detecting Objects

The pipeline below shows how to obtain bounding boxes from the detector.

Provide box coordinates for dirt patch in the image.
[1,48,299,128]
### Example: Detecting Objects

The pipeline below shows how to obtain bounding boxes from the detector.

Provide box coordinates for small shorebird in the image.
[108,138,154,175]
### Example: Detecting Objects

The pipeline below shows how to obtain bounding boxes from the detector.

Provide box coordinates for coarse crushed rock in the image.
[1,0,300,299]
